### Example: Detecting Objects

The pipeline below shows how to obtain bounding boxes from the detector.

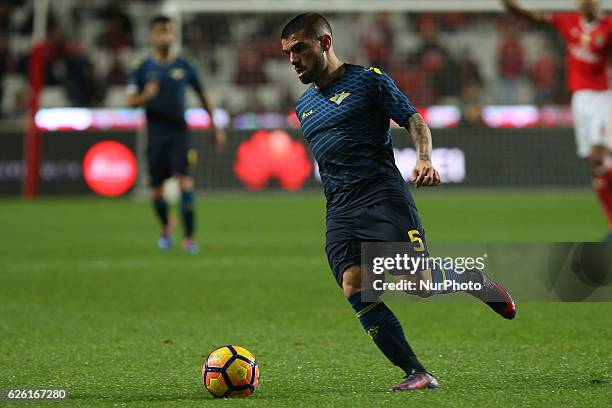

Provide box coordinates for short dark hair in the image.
[150,15,172,29]
[281,13,332,40]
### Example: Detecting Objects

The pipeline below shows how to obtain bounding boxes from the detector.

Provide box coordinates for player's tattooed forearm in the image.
[407,114,432,162]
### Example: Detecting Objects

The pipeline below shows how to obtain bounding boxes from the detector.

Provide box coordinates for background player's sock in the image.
[180,190,195,238]
[430,267,482,295]
[153,197,169,233]
[593,164,612,230]
[348,292,426,375]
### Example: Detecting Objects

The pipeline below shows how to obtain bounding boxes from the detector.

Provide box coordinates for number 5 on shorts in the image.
[408,230,425,252]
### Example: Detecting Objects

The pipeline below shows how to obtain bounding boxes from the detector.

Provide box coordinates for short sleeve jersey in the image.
[545,13,611,92]
[127,56,204,136]
[296,64,418,215]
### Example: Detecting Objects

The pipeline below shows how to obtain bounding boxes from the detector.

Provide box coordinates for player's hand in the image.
[142,81,159,101]
[213,128,227,152]
[411,160,441,188]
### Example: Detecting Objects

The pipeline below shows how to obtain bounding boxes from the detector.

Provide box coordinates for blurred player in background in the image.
[126,16,226,253]
[281,13,515,392]
[502,0,612,239]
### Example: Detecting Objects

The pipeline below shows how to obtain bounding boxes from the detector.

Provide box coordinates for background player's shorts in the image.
[325,200,427,287]
[571,89,612,158]
[146,130,191,187]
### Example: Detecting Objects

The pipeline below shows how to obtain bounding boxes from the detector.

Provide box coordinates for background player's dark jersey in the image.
[127,56,204,139]
[295,64,418,215]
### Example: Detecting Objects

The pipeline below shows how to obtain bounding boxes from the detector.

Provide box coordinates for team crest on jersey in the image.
[594,33,605,47]
[170,68,185,80]
[330,91,351,106]
[580,32,591,45]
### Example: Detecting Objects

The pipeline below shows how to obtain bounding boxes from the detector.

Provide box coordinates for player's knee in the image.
[177,175,194,191]
[342,265,362,298]
[589,145,608,167]
[151,186,164,199]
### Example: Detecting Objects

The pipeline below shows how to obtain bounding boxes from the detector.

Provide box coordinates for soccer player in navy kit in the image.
[281,13,516,392]
[127,16,226,253]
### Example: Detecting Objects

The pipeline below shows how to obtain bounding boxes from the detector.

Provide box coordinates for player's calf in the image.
[343,266,429,379]
[177,175,197,247]
[589,148,612,236]
[152,187,173,250]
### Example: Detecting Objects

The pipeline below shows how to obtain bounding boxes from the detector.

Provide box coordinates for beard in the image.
[298,53,325,84]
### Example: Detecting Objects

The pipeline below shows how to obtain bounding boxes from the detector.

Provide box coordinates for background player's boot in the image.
[157,216,174,251]
[182,238,199,254]
[158,235,172,251]
[464,269,516,320]
[388,372,439,392]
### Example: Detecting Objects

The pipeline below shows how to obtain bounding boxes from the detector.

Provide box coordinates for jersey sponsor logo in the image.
[329,91,351,106]
[170,68,185,80]
[301,109,314,119]
[568,43,600,63]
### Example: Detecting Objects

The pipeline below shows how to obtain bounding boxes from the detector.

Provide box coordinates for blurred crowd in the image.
[0,1,573,119]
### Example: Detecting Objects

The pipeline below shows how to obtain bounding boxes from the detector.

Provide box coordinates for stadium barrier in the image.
[0,126,590,196]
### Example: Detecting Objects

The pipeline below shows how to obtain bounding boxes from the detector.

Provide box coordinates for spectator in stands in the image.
[0,34,9,117]
[457,49,483,90]
[410,17,458,103]
[459,84,485,127]
[530,56,556,105]
[361,12,395,69]
[107,51,127,85]
[389,60,435,106]
[188,14,231,49]
[64,40,104,106]
[497,26,525,103]
[0,1,14,35]
[96,1,134,50]
[234,46,268,86]
[530,40,557,106]
[43,23,69,86]
[439,12,467,31]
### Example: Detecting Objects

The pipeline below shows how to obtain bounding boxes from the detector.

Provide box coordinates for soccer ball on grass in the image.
[202,345,259,398]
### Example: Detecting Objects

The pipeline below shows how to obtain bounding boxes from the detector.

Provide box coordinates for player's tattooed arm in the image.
[406,113,441,188]
[407,113,432,162]
[501,0,546,24]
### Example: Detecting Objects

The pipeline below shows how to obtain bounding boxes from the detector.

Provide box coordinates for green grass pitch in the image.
[1,189,611,407]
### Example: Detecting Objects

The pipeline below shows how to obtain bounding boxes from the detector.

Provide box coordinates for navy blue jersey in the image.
[127,56,204,137]
[296,64,418,215]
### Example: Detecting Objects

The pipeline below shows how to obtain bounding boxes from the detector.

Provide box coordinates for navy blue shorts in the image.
[325,200,427,287]
[146,131,191,187]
